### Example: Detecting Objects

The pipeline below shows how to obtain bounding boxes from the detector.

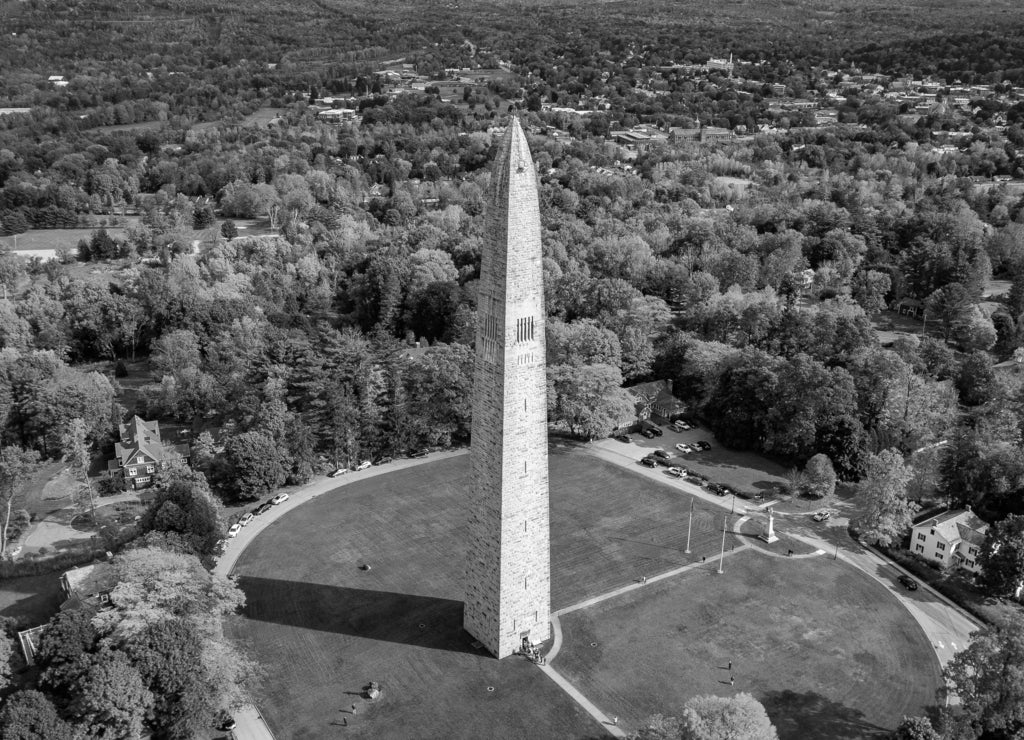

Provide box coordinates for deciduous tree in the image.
[857,449,918,547]
[943,615,1024,739]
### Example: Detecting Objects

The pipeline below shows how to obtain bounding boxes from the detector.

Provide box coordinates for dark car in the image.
[898,575,918,591]
[653,449,672,459]
[647,426,664,437]
[614,434,630,443]
[374,456,394,465]
[684,475,707,487]
[254,503,272,516]
[640,429,657,439]
[639,457,658,468]
[694,440,712,451]
[407,449,428,458]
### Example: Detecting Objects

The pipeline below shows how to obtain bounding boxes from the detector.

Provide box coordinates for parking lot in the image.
[602,418,790,502]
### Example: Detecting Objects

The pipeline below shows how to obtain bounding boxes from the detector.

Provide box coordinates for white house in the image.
[910,508,989,574]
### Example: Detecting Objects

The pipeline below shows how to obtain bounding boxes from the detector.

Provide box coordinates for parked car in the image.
[374,456,394,465]
[329,467,349,477]
[667,467,686,477]
[238,512,254,527]
[718,485,735,496]
[640,429,657,439]
[355,460,372,471]
[407,449,428,458]
[639,457,658,468]
[707,483,726,496]
[675,443,693,453]
[672,420,691,431]
[227,523,241,538]
[653,449,672,459]
[613,434,630,443]
[898,575,918,591]
[812,510,831,522]
[645,426,663,437]
[684,475,707,487]
[271,492,289,505]
[693,440,712,451]
[254,502,273,516]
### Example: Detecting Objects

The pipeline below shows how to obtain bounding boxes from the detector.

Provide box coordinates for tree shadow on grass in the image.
[236,576,481,655]
[761,690,889,740]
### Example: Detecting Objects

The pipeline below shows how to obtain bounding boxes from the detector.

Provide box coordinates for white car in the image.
[329,467,349,478]
[227,523,241,538]
[812,511,831,522]
[238,512,254,527]
[667,467,686,477]
[355,460,372,471]
[675,443,693,453]
[673,421,691,431]
[271,492,289,505]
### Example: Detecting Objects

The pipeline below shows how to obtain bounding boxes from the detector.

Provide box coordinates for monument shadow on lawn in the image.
[236,575,480,655]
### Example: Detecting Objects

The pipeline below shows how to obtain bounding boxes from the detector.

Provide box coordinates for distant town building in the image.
[317,108,359,124]
[107,416,190,490]
[910,508,989,575]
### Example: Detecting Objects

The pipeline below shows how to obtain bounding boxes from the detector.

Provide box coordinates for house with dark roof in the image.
[107,416,189,489]
[625,380,687,421]
[910,508,989,575]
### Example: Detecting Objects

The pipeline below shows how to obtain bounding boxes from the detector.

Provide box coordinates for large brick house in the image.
[910,508,989,575]
[107,416,189,490]
[626,379,687,421]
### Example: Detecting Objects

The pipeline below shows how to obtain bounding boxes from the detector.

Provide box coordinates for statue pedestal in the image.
[759,509,779,544]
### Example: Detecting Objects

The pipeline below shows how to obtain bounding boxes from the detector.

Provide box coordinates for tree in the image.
[97,547,245,639]
[890,715,940,740]
[637,693,778,740]
[122,617,218,738]
[548,363,635,440]
[0,690,74,740]
[61,418,96,523]
[955,351,997,407]
[218,431,287,500]
[0,445,40,557]
[36,608,98,695]
[72,649,153,739]
[978,515,1024,599]
[220,219,238,240]
[943,614,1024,739]
[803,453,837,498]
[0,625,15,692]
[138,466,223,559]
[858,449,918,547]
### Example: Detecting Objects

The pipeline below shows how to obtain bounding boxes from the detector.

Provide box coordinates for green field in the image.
[226,449,939,738]
[227,450,736,738]
[556,548,942,739]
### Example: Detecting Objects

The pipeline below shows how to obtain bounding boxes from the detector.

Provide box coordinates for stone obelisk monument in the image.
[463,118,551,659]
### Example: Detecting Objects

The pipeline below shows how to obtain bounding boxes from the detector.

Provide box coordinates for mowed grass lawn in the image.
[227,449,737,739]
[556,549,943,739]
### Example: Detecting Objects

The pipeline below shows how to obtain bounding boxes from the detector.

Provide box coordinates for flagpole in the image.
[685,499,693,554]
[718,514,727,574]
